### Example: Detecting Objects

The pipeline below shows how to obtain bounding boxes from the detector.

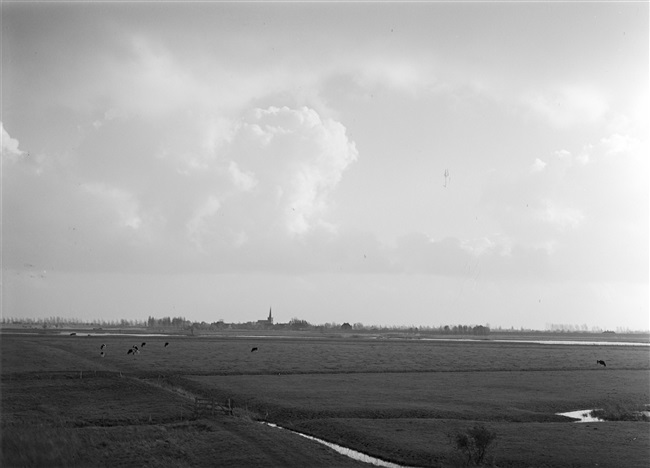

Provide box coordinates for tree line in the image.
[1,315,490,335]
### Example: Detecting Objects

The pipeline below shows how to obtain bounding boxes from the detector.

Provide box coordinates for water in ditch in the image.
[262,422,419,468]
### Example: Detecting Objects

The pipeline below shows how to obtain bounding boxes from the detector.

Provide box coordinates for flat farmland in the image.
[2,332,649,467]
[4,333,647,375]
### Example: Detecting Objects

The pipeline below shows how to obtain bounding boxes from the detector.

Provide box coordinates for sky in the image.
[2,2,648,330]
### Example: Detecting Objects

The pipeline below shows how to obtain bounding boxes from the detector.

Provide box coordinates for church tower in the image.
[268,307,273,324]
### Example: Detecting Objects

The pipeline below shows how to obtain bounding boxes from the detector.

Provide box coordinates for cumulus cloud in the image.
[3,102,360,275]
[1,123,24,162]
[228,106,359,237]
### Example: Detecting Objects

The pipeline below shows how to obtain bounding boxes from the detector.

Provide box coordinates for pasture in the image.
[1,331,649,467]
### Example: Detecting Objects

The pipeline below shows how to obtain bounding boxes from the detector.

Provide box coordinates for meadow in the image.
[1,330,649,467]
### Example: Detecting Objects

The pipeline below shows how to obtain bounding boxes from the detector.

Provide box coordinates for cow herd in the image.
[96,341,608,371]
[96,341,166,358]
[97,341,259,358]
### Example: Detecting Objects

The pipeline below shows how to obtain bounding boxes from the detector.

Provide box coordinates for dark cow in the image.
[251,347,258,353]
[164,342,169,347]
[100,344,106,350]
[597,360,606,367]
[127,349,134,355]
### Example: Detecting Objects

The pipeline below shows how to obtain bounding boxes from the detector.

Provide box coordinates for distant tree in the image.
[171,316,186,328]
[341,322,352,330]
[289,317,311,330]
[472,325,490,336]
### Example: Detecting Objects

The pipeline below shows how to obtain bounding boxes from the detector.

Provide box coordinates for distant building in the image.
[257,307,274,327]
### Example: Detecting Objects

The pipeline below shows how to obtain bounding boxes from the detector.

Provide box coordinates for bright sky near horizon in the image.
[2,2,648,330]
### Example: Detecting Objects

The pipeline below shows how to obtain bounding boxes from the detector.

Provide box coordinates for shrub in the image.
[591,402,650,422]
[453,425,497,466]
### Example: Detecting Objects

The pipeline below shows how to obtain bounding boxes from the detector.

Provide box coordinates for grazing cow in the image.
[164,342,169,347]
[70,332,76,336]
[141,342,146,347]
[100,351,105,358]
[100,344,106,350]
[127,349,134,355]
[251,347,258,353]
[597,360,606,367]
[132,346,139,354]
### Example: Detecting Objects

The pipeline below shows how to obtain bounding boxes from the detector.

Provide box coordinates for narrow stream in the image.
[262,422,420,468]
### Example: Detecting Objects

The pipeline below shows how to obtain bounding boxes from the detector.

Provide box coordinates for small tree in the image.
[454,425,497,466]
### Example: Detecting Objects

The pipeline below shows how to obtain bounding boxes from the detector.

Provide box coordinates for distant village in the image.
[0,309,641,334]
[1,307,488,335]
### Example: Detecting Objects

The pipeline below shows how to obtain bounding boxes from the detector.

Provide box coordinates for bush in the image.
[591,402,650,422]
[453,425,497,466]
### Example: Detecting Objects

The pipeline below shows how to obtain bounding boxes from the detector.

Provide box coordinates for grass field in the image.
[2,331,649,467]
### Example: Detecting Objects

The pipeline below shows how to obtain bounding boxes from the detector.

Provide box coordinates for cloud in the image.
[228,161,258,192]
[394,234,472,275]
[229,106,359,236]
[101,36,208,119]
[1,123,24,162]
[3,102,361,276]
[600,133,640,155]
[460,237,497,257]
[352,58,437,96]
[524,85,608,127]
[479,118,647,284]
[82,182,143,231]
[388,232,556,281]
[536,199,584,230]
[186,195,222,251]
[530,158,547,173]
